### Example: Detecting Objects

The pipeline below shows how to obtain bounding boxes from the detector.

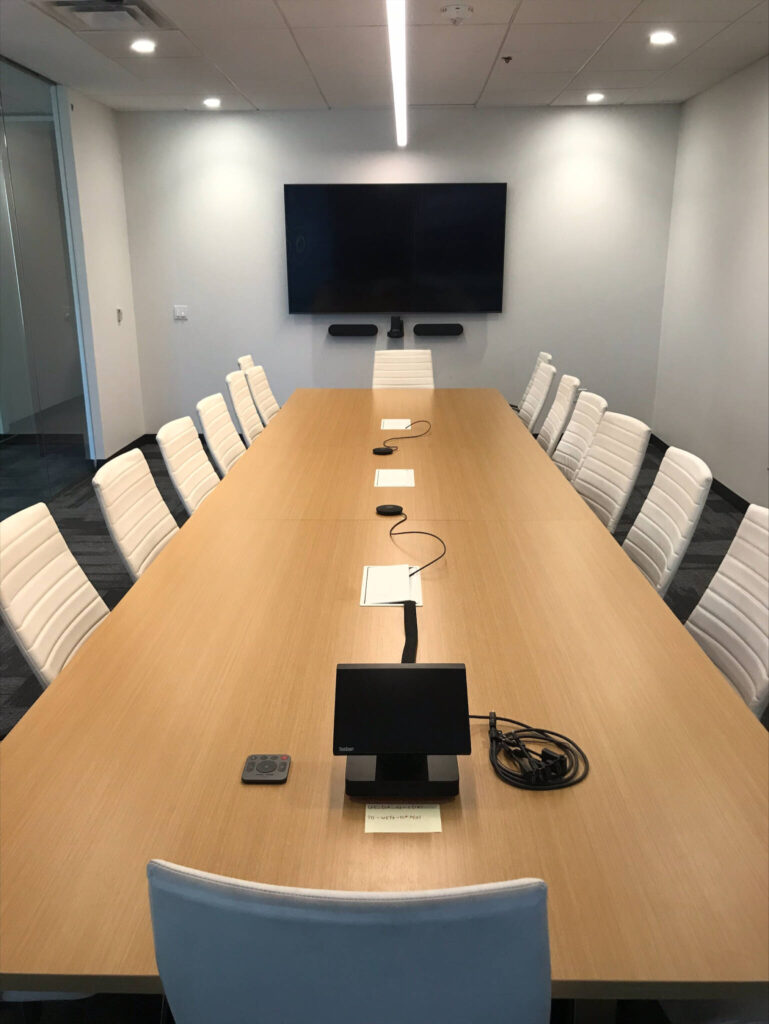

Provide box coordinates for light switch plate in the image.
[173,305,188,321]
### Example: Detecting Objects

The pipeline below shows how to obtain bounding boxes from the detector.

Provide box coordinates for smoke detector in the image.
[441,3,474,25]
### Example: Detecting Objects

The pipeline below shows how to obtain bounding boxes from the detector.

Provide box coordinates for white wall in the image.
[654,58,769,506]
[66,90,144,457]
[117,105,680,431]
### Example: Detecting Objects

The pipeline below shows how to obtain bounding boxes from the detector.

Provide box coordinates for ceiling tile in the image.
[567,67,664,88]
[740,1,768,20]
[150,0,285,34]
[114,57,235,92]
[480,66,573,102]
[613,63,734,99]
[587,20,728,69]
[499,48,596,70]
[193,29,326,108]
[627,0,758,21]
[502,22,618,51]
[292,26,392,107]
[90,93,256,110]
[550,88,640,103]
[408,25,508,104]
[278,0,385,27]
[673,20,769,68]
[514,0,638,24]
[479,87,566,104]
[74,29,200,60]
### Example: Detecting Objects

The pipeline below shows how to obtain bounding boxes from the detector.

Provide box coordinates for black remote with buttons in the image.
[241,754,291,784]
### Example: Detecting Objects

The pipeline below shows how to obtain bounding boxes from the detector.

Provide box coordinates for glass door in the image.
[0,58,91,518]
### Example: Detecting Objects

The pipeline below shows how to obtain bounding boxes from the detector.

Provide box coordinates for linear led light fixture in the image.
[386,0,408,147]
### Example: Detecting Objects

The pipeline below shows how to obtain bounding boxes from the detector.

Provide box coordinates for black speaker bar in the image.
[329,324,378,337]
[328,323,464,338]
[414,323,463,337]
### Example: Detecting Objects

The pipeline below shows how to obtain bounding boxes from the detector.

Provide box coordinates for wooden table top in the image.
[1,388,767,998]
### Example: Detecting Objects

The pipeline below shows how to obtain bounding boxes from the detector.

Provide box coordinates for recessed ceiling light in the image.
[386,0,408,148]
[203,97,222,109]
[649,29,676,46]
[130,38,156,54]
[586,92,605,103]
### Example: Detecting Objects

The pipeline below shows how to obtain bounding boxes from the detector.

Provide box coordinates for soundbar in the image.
[414,323,463,337]
[329,324,378,338]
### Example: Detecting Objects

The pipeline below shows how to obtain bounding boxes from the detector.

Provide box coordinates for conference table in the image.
[1,388,767,1001]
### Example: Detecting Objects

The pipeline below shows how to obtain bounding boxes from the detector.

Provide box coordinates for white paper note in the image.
[374,468,415,487]
[365,804,442,833]
[360,566,423,606]
[380,419,411,430]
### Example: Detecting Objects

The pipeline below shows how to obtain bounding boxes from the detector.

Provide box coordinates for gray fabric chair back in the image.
[148,860,550,1024]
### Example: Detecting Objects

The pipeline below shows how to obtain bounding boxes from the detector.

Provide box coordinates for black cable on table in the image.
[381,419,432,453]
[388,511,447,578]
[469,712,589,790]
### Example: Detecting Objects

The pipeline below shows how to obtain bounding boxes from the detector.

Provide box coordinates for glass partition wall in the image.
[0,58,92,518]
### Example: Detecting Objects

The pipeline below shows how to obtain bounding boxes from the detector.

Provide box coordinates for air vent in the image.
[32,0,171,32]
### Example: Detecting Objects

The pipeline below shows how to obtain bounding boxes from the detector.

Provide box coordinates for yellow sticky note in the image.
[364,804,442,833]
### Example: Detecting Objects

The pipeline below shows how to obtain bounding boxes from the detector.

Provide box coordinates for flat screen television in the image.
[284,183,506,315]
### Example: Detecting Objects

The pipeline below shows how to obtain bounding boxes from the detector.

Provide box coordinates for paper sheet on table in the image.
[374,468,415,487]
[380,419,411,430]
[365,804,442,833]
[360,566,423,606]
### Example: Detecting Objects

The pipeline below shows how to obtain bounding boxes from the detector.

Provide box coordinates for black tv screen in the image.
[284,183,506,314]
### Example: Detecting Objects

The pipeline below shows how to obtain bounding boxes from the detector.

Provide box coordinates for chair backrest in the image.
[244,365,280,423]
[156,417,219,516]
[552,391,608,482]
[536,374,580,456]
[92,449,179,582]
[196,393,246,476]
[518,361,556,431]
[237,354,254,371]
[622,447,712,597]
[372,348,435,389]
[0,503,108,687]
[147,859,550,1024]
[518,351,551,409]
[686,504,769,717]
[572,412,650,533]
[225,371,264,447]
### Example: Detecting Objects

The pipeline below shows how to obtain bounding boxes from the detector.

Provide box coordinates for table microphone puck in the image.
[376,504,403,516]
[372,446,394,455]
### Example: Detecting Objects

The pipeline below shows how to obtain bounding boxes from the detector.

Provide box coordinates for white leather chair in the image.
[0,503,108,688]
[237,354,254,371]
[622,447,712,597]
[516,351,551,411]
[92,449,179,582]
[536,374,580,456]
[518,361,556,432]
[685,504,769,717]
[372,348,434,389]
[226,370,264,446]
[244,365,280,423]
[148,859,550,1024]
[157,417,219,516]
[552,391,607,483]
[572,412,650,533]
[196,393,246,476]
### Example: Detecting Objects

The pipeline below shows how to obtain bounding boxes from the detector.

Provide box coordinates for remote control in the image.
[241,754,291,784]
